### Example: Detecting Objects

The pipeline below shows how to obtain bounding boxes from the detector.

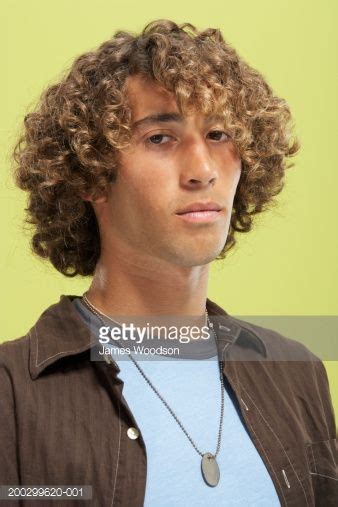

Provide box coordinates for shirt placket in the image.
[221,350,313,507]
[92,357,147,507]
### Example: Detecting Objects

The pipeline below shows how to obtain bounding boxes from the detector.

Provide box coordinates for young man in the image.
[1,19,336,507]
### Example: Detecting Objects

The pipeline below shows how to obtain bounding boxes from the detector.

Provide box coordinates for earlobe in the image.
[80,192,108,204]
[81,193,92,202]
[93,195,109,204]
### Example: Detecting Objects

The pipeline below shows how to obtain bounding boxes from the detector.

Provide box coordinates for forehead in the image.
[124,74,225,129]
[124,74,178,119]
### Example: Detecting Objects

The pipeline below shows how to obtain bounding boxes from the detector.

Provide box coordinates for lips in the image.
[176,202,223,215]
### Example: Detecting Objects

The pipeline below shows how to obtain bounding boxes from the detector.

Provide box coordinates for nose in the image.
[179,139,218,189]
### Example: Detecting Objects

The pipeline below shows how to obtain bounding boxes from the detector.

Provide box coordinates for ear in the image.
[81,194,108,204]
[80,187,109,204]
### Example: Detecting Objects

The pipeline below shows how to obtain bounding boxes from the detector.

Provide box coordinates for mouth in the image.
[175,201,224,223]
[176,210,223,223]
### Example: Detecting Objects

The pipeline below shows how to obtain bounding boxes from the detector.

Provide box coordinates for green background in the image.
[1,1,337,423]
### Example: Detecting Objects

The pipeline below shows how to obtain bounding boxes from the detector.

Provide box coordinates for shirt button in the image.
[127,427,140,440]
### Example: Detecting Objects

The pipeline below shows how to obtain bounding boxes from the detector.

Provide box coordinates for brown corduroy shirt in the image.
[0,295,337,506]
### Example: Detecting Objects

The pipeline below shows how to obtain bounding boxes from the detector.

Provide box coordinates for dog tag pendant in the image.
[201,452,220,486]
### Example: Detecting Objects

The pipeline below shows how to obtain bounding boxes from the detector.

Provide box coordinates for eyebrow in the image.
[131,112,225,131]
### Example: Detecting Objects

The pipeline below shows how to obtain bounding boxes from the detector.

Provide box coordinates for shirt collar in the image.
[29,294,267,380]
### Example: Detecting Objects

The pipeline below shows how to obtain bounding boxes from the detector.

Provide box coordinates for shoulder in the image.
[229,314,319,361]
[228,314,330,389]
[227,315,337,437]
[208,297,319,361]
[0,334,30,365]
[0,334,32,391]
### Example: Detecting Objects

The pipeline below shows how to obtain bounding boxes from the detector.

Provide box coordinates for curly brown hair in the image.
[13,19,299,277]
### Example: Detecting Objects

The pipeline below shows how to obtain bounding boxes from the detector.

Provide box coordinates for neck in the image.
[85,247,210,318]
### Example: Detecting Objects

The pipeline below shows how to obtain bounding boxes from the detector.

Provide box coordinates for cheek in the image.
[228,153,242,189]
[225,143,241,176]
[113,169,163,220]
[118,151,165,188]
[119,154,173,201]
[234,164,242,189]
[220,160,241,195]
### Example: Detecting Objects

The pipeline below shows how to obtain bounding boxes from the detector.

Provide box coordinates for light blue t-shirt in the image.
[74,298,280,506]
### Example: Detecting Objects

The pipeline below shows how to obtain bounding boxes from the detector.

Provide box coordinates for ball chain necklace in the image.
[81,291,224,487]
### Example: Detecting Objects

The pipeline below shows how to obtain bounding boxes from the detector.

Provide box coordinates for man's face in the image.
[100,74,241,267]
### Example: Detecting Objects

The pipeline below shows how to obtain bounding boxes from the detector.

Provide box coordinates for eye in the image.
[145,130,230,147]
[147,134,172,145]
[207,130,230,141]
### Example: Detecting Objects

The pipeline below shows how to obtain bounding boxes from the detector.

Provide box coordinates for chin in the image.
[175,249,223,267]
